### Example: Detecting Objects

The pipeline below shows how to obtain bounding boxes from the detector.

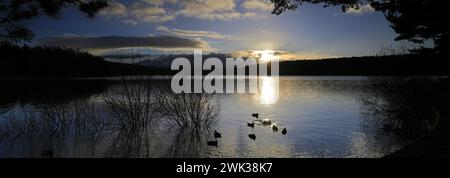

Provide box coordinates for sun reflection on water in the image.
[259,76,279,105]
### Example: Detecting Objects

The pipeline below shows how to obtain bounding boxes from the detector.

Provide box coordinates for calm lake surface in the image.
[0,76,422,158]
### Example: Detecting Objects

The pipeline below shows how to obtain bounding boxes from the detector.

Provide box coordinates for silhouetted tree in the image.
[1,0,110,43]
[270,0,449,54]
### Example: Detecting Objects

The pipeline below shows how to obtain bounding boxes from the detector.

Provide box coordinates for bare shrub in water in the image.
[0,78,220,157]
[0,110,39,140]
[0,102,111,156]
[104,77,159,131]
[152,85,219,131]
[38,101,72,134]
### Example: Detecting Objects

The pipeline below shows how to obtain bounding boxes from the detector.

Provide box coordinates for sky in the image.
[30,0,404,59]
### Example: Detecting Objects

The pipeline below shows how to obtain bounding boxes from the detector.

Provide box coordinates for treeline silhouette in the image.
[139,53,449,76]
[2,44,449,77]
[0,44,173,78]
[279,54,449,76]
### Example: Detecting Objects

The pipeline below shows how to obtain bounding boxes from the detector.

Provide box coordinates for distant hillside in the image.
[0,45,173,78]
[137,53,232,68]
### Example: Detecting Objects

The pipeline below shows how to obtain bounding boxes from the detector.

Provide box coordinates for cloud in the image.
[242,12,267,19]
[36,35,213,52]
[100,0,127,18]
[176,0,241,20]
[232,50,333,60]
[100,0,269,25]
[345,4,375,15]
[242,0,273,11]
[157,26,230,39]
[141,0,178,6]
[172,0,267,20]
[130,2,175,23]
[121,19,138,25]
[101,0,177,24]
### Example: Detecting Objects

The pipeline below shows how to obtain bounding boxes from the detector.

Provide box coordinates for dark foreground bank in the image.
[386,78,450,158]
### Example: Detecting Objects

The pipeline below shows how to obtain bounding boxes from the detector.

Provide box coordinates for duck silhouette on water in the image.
[247,122,255,128]
[282,128,287,135]
[252,118,272,126]
[252,113,259,118]
[207,130,222,147]
[272,124,279,132]
[214,130,222,138]
[261,119,272,125]
[248,134,256,140]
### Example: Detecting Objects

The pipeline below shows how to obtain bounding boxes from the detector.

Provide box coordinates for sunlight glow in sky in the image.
[256,50,277,62]
[31,0,403,59]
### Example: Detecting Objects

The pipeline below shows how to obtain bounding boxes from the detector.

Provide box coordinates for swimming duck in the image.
[247,122,255,128]
[252,113,259,118]
[282,128,287,135]
[248,134,256,140]
[261,119,272,125]
[214,130,222,138]
[272,124,279,132]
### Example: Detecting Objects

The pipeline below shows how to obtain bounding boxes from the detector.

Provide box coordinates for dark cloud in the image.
[36,35,207,50]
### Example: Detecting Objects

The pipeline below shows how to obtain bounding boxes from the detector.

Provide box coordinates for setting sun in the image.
[255,50,277,62]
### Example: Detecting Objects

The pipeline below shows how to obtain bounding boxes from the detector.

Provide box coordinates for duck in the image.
[252,113,259,118]
[282,128,287,135]
[41,149,54,158]
[214,130,222,138]
[261,119,272,125]
[207,140,218,147]
[272,124,279,132]
[247,122,255,128]
[248,134,256,140]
